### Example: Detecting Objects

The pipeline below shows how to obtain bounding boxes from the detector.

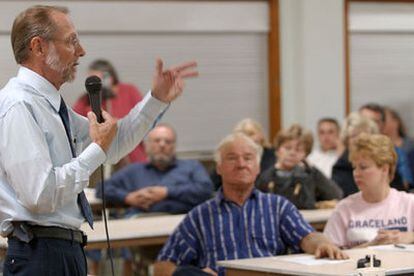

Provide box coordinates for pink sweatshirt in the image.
[324,188,414,248]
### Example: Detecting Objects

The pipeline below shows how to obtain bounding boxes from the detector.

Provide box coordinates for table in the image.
[81,208,333,250]
[218,247,414,276]
[81,214,184,250]
[300,208,333,231]
[0,208,333,250]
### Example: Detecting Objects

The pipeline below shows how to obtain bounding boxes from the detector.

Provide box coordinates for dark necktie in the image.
[59,98,94,229]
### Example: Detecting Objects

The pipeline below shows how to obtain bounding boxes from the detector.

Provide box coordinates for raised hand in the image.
[151,58,198,103]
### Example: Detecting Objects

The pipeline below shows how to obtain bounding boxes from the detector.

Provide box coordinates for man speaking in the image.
[0,5,197,275]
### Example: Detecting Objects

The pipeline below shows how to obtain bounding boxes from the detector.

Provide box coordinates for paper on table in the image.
[369,244,414,252]
[279,255,351,266]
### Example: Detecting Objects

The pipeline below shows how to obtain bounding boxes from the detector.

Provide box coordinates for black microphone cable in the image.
[99,165,115,276]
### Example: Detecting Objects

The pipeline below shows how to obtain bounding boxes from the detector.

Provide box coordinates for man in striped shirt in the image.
[155,133,347,276]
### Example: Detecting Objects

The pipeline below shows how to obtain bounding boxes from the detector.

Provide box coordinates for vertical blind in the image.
[349,2,414,136]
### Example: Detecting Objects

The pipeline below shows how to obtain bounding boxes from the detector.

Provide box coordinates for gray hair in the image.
[214,133,263,165]
[144,123,177,143]
[11,5,68,64]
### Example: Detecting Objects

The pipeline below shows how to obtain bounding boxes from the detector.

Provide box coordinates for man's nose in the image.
[235,157,247,167]
[77,43,86,57]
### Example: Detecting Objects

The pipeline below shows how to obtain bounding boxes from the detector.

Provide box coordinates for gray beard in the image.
[45,43,75,83]
[149,155,175,169]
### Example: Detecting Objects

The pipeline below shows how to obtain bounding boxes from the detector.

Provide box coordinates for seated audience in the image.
[154,133,347,276]
[256,124,342,209]
[210,118,276,190]
[332,112,406,197]
[359,103,413,188]
[384,107,414,188]
[73,59,147,167]
[97,123,213,215]
[324,133,414,248]
[307,117,343,178]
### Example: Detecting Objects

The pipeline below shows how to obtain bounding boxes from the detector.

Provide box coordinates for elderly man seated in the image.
[97,123,213,215]
[95,123,213,275]
[154,133,348,276]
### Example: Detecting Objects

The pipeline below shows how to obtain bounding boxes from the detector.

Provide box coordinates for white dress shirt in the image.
[0,67,167,236]
[307,149,339,178]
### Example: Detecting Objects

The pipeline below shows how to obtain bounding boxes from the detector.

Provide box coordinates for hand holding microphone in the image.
[85,76,118,152]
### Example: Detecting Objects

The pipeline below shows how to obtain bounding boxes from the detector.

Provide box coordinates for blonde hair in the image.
[233,118,269,147]
[214,133,263,165]
[349,133,397,181]
[273,124,314,156]
[341,112,379,146]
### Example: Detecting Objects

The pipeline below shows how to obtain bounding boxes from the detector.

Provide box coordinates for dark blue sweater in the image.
[96,159,213,215]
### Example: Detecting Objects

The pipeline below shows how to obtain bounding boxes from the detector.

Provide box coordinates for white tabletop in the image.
[218,247,414,276]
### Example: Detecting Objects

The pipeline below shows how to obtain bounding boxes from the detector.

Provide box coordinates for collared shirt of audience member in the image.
[154,133,348,276]
[307,118,343,179]
[383,107,414,189]
[360,103,413,189]
[73,59,148,167]
[0,5,197,276]
[210,118,276,190]
[97,123,213,215]
[324,133,414,248]
[256,124,342,210]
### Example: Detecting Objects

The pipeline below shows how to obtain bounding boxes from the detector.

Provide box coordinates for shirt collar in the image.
[145,157,178,170]
[214,187,258,205]
[17,66,61,112]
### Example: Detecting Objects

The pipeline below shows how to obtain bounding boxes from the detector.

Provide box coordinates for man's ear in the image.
[29,36,47,58]
[216,163,222,176]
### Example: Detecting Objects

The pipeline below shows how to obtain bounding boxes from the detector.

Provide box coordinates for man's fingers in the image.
[178,70,199,79]
[170,61,197,73]
[155,58,163,76]
[327,246,335,259]
[87,111,97,124]
[101,110,113,122]
[335,250,342,259]
[314,247,321,258]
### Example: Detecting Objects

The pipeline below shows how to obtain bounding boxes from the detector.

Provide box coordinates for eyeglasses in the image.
[51,34,81,49]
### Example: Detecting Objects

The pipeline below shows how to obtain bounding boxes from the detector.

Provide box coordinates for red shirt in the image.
[73,83,147,163]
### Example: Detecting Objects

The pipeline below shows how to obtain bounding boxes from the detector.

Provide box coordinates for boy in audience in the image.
[307,118,343,178]
[154,133,347,276]
[256,124,342,209]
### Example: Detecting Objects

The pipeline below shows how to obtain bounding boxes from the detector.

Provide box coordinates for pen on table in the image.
[394,244,406,249]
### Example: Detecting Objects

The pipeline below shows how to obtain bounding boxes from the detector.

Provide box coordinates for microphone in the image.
[85,75,103,123]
